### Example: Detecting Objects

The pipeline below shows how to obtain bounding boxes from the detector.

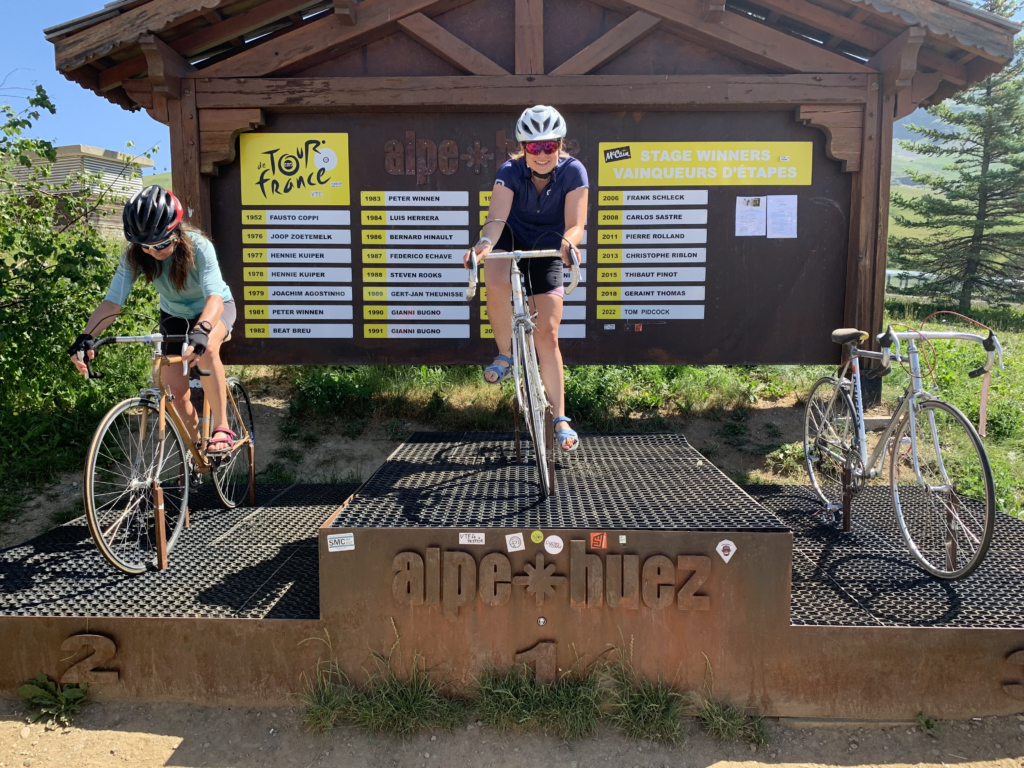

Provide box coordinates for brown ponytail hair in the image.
[124,225,208,291]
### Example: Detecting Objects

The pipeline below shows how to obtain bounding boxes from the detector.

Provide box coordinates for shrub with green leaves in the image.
[18,672,88,728]
[0,87,157,519]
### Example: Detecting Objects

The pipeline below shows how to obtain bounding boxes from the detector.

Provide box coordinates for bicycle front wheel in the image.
[212,377,256,509]
[890,399,995,579]
[516,325,554,497]
[84,398,188,574]
[804,376,855,511]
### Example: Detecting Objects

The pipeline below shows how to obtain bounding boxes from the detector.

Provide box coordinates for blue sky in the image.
[2,2,170,175]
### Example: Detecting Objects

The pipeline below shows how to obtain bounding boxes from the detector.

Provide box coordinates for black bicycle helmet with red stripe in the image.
[122,185,183,244]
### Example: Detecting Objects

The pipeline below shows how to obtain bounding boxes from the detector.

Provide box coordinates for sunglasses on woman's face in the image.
[142,236,176,252]
[524,141,560,155]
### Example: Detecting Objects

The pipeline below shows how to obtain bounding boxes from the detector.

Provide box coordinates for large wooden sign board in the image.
[212,110,850,365]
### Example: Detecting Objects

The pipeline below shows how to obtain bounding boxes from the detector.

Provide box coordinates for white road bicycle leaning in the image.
[467,245,581,498]
[804,325,1003,579]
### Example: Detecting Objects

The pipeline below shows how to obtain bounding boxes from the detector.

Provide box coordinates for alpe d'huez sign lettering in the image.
[391,541,711,620]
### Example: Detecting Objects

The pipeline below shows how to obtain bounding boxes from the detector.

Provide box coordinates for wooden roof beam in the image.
[867,25,925,94]
[194,73,872,109]
[550,12,661,75]
[55,0,229,72]
[398,13,510,74]
[201,0,478,77]
[741,0,967,83]
[93,0,330,91]
[611,0,873,73]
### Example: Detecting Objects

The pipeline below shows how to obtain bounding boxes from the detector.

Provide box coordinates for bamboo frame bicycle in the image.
[80,334,256,574]
[467,246,580,497]
[804,325,1003,579]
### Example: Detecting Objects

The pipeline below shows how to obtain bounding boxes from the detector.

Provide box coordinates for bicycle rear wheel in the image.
[890,399,995,579]
[515,325,554,497]
[83,398,188,574]
[804,376,855,513]
[212,377,256,509]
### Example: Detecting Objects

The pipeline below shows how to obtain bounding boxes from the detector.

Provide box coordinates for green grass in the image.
[607,645,687,743]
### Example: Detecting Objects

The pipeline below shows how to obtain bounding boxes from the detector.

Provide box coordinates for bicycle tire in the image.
[890,398,995,579]
[212,377,256,509]
[83,398,188,574]
[517,325,554,497]
[804,376,856,512]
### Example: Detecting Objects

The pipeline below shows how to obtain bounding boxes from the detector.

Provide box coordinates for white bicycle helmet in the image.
[515,105,567,142]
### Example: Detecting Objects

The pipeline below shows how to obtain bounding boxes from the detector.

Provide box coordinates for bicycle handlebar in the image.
[872,325,1004,379]
[465,247,581,300]
[81,334,211,380]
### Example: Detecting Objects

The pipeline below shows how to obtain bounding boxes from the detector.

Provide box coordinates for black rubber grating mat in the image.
[329,432,787,531]
[0,483,353,619]
[748,484,1024,629]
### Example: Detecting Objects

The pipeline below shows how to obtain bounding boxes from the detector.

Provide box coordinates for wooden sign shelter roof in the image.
[44,0,1019,344]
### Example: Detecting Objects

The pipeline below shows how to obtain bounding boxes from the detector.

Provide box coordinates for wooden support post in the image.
[168,78,209,232]
[153,482,169,571]
[515,0,543,75]
[844,75,882,337]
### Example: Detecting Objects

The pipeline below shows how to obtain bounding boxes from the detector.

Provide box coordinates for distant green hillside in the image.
[143,172,172,190]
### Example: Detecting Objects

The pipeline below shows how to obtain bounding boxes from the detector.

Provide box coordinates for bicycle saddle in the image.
[831,328,869,345]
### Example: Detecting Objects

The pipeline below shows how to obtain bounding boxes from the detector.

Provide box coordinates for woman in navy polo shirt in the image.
[463,105,588,451]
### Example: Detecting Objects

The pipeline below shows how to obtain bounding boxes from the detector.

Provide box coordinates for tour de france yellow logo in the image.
[240,133,350,206]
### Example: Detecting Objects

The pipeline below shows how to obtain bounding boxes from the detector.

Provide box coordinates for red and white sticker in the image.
[544,535,564,555]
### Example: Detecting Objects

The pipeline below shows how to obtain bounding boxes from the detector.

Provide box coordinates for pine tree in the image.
[889,4,1024,313]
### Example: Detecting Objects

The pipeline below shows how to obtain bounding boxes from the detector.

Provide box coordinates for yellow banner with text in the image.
[597,142,812,186]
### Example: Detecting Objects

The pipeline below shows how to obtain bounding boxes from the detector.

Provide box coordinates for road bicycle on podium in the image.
[804,324,1003,579]
[78,334,256,574]
[467,246,581,497]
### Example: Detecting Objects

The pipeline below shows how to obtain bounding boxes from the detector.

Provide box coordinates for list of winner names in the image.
[596,188,708,326]
[241,190,592,343]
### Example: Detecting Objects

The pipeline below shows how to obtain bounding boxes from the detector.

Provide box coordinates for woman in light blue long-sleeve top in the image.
[69,186,238,453]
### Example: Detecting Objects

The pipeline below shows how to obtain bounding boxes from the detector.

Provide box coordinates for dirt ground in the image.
[1,697,1023,768]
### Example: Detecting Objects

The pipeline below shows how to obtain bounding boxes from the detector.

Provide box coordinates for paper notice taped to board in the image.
[767,195,798,239]
[735,197,766,237]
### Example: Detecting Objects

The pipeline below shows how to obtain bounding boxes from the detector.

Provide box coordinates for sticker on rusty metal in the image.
[531,530,544,544]
[505,533,525,552]
[544,536,564,555]
[619,535,627,545]
[717,539,736,563]
[590,532,607,549]
[327,532,355,552]
[459,532,485,546]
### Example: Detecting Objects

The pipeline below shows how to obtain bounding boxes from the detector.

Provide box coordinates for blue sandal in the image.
[484,355,512,384]
[553,416,579,452]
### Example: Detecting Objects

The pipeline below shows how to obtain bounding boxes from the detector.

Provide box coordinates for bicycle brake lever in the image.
[78,350,105,380]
